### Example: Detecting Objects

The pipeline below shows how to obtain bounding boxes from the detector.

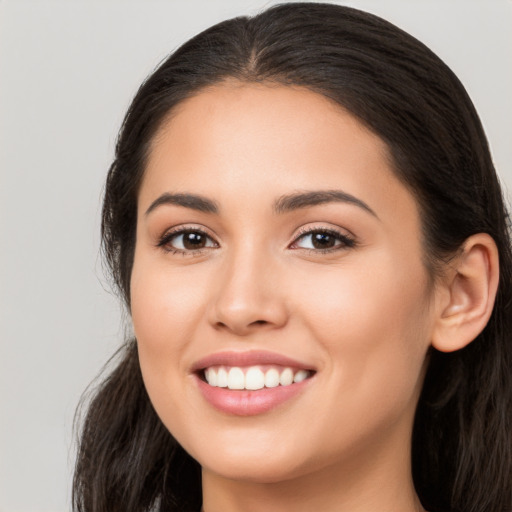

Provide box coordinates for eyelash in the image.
[157,226,356,256]
[157,226,217,256]
[292,226,356,253]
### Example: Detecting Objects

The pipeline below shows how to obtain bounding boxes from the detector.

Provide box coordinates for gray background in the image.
[1,1,510,510]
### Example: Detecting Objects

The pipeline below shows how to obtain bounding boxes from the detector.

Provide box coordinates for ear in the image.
[431,233,499,353]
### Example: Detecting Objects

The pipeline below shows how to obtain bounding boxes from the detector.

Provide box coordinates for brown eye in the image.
[310,232,337,249]
[159,229,218,253]
[292,229,356,252]
[182,231,208,249]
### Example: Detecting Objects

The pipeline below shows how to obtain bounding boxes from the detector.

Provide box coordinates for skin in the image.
[130,82,444,512]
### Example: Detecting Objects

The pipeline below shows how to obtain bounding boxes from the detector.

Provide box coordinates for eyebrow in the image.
[273,190,378,218]
[145,193,219,215]
[145,189,377,218]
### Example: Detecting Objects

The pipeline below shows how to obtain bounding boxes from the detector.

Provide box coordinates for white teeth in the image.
[245,367,265,390]
[205,367,217,387]
[227,367,245,390]
[279,368,294,386]
[217,367,228,388]
[264,368,280,388]
[293,369,309,383]
[204,365,311,389]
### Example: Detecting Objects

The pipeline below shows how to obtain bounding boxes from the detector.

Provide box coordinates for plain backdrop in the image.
[1,1,511,510]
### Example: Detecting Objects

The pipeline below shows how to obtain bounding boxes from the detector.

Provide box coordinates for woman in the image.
[73,3,512,512]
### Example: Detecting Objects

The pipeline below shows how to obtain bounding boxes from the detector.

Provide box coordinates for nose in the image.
[208,245,289,337]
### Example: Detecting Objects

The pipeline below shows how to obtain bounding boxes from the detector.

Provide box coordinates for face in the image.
[131,82,437,484]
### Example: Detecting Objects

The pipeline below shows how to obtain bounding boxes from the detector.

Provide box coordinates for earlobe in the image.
[431,233,499,353]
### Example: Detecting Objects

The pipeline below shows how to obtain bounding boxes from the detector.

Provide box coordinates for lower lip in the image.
[195,374,313,416]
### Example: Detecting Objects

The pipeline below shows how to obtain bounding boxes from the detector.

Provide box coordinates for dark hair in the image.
[73,3,512,512]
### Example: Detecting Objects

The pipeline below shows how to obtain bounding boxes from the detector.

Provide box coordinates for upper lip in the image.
[190,350,316,373]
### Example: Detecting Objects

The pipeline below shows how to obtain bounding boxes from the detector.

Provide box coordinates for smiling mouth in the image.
[201,365,315,391]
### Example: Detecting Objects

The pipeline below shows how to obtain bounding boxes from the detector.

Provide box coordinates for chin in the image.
[185,431,313,484]
[201,455,309,484]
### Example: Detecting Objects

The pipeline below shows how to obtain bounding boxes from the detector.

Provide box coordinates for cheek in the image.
[299,250,430,330]
[129,257,221,456]
[130,256,207,354]
[295,252,432,401]
[278,255,433,465]
[129,252,210,422]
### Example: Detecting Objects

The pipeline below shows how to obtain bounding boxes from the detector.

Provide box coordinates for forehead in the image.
[149,82,390,167]
[141,82,419,226]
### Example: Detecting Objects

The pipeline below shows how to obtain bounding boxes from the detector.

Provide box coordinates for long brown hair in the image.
[74,4,512,511]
